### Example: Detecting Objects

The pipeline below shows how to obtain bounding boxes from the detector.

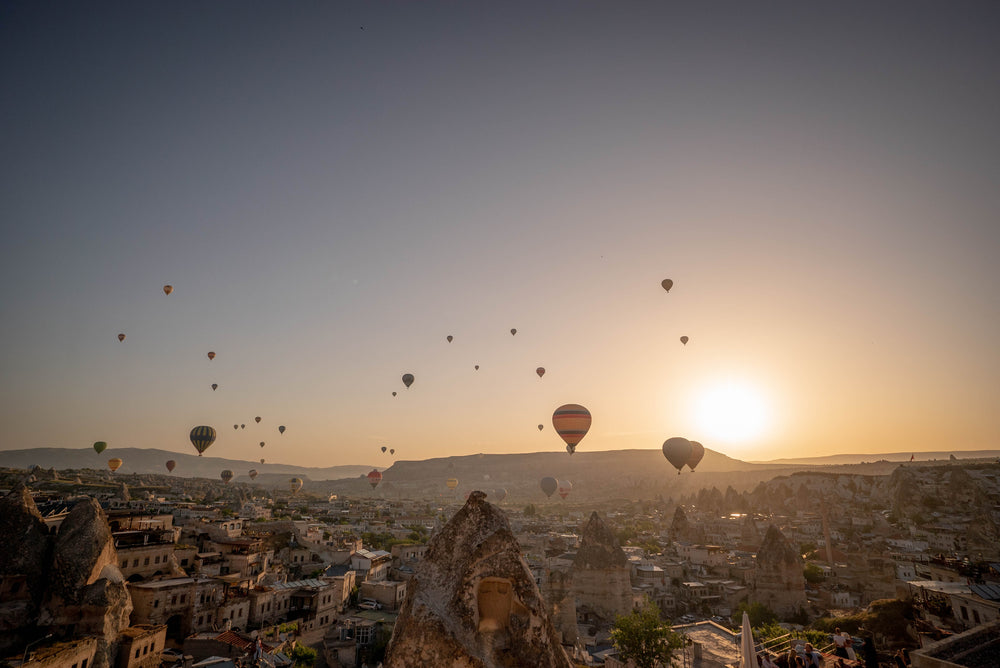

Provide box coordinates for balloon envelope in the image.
[248,469,258,480]
[402,373,414,388]
[558,480,573,499]
[233,424,238,430]
[536,367,545,378]
[211,383,218,391]
[662,437,693,473]
[687,441,705,471]
[255,416,261,424]
[259,442,265,448]
[220,470,234,484]
[165,460,176,472]
[661,278,673,292]
[108,458,123,472]
[510,328,517,336]
[552,404,592,451]
[446,477,459,490]
[289,477,303,494]
[278,425,285,434]
[540,476,557,498]
[680,336,689,345]
[381,446,387,453]
[163,285,173,295]
[446,335,453,343]
[117,333,125,342]
[474,365,479,371]
[495,488,508,503]
[367,469,383,489]
[241,424,246,429]
[93,441,107,454]
[389,448,395,455]
[207,351,216,360]
[190,426,217,456]
[538,424,544,431]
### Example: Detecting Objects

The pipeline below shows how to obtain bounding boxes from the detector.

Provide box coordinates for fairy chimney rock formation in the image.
[572,512,632,624]
[384,491,572,668]
[753,524,806,616]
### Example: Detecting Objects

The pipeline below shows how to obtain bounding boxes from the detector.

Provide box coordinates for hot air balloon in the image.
[552,404,591,455]
[390,448,395,455]
[93,441,108,454]
[207,351,216,360]
[536,367,545,378]
[662,437,693,474]
[510,328,517,336]
[495,488,508,503]
[540,476,557,498]
[661,279,673,293]
[446,477,459,490]
[108,458,123,473]
[402,373,414,388]
[687,441,705,471]
[474,365,479,371]
[259,441,265,448]
[392,391,397,397]
[260,458,265,464]
[446,335,453,343]
[558,480,573,500]
[220,470,234,484]
[289,477,303,494]
[248,469,258,480]
[165,460,176,473]
[255,416,261,424]
[163,285,173,295]
[538,424,544,431]
[680,336,689,345]
[367,469,382,490]
[189,425,217,456]
[278,425,285,435]
[211,383,218,391]
[381,446,387,454]
[117,333,126,342]
[241,424,246,429]
[234,424,239,431]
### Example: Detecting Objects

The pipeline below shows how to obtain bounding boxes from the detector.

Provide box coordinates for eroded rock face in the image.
[384,491,572,668]
[48,499,120,601]
[0,484,52,650]
[572,512,632,624]
[753,524,806,616]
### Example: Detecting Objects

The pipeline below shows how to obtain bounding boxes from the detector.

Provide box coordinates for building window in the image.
[973,609,981,624]
[122,559,128,568]
[133,559,139,567]
[144,557,150,566]
[171,595,177,605]
[135,649,141,659]
[153,600,159,608]
[82,659,88,668]
[143,645,148,655]
[154,556,160,564]
[180,594,186,603]
[961,606,968,620]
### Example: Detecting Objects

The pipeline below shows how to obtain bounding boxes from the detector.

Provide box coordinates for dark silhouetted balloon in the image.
[558,480,573,499]
[211,383,218,391]
[93,441,107,454]
[687,441,705,471]
[367,469,382,489]
[402,373,414,388]
[220,470,233,484]
[680,336,689,345]
[662,437,693,474]
[553,404,591,454]
[190,426,217,456]
[248,469,258,480]
[118,333,125,342]
[446,335,453,343]
[510,328,517,336]
[392,391,397,397]
[536,367,545,378]
[540,476,557,498]
[233,424,238,430]
[474,365,479,371]
[207,351,216,360]
[260,457,265,464]
[163,285,173,295]
[278,425,285,434]
[241,424,246,429]
[389,448,395,455]
[661,279,673,292]
[538,424,544,431]
[259,441,265,448]
[255,416,261,424]
[381,446,387,453]
[108,458,123,473]
[165,460,176,473]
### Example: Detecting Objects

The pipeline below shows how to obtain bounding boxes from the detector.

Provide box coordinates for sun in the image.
[693,379,771,444]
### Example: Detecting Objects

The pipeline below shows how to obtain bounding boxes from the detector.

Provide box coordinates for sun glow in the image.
[694,379,771,444]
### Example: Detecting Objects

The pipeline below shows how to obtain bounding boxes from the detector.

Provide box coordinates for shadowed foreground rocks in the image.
[384,491,572,668]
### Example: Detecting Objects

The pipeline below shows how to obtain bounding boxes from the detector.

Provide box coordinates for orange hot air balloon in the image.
[248,469,258,480]
[680,336,689,345]
[661,278,673,293]
[552,404,591,455]
[367,469,382,489]
[662,437,693,474]
[446,477,459,490]
[108,458,123,473]
[163,285,173,295]
[540,476,557,498]
[117,333,126,342]
[402,373,414,388]
[207,351,216,360]
[220,470,234,484]
[558,480,573,500]
[687,441,705,471]
[446,335,453,343]
[165,460,176,473]
[536,367,545,378]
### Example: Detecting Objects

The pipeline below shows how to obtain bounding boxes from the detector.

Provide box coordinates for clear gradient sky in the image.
[2,1,998,467]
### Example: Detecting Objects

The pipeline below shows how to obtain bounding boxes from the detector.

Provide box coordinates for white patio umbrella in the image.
[740,611,756,668]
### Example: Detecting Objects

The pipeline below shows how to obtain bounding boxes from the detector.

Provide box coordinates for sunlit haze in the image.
[1,2,998,467]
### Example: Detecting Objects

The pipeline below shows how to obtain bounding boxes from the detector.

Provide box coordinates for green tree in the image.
[290,644,316,668]
[804,562,825,584]
[732,601,777,628]
[611,600,684,668]
[523,504,537,516]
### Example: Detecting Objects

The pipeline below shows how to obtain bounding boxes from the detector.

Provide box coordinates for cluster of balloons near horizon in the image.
[662,437,705,474]
[539,477,574,499]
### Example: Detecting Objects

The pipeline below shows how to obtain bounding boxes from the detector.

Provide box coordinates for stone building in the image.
[753,525,806,617]
[572,512,632,625]
[116,625,167,668]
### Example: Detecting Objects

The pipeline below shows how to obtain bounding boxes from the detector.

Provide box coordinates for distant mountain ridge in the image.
[751,450,1000,466]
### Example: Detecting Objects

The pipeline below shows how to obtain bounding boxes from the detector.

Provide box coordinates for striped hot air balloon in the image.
[220,470,234,484]
[189,425,217,456]
[552,404,591,454]
[446,477,459,490]
[108,458,123,473]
